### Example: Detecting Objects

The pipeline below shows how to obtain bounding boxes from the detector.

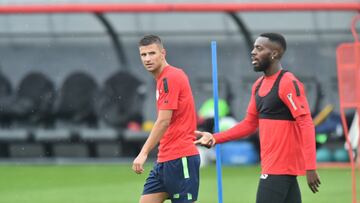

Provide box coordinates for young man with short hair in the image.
[133,35,200,203]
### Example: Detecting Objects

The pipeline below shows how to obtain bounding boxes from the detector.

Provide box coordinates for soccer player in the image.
[195,33,321,203]
[132,35,200,203]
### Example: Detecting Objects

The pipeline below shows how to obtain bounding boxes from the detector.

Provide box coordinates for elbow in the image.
[296,114,314,128]
[244,118,258,133]
[247,124,258,135]
[250,125,258,134]
[157,118,171,129]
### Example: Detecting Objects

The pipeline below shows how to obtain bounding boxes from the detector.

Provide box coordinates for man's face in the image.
[251,37,274,72]
[139,43,165,73]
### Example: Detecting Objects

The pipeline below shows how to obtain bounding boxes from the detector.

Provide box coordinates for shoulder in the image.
[281,71,302,85]
[279,71,305,94]
[165,66,188,81]
[169,66,185,74]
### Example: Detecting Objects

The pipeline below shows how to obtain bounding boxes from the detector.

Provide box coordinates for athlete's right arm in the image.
[214,83,259,144]
[194,113,258,147]
[194,80,260,147]
[213,113,258,144]
[132,109,172,174]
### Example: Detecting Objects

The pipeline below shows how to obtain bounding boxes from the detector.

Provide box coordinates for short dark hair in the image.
[138,35,163,48]
[260,33,286,51]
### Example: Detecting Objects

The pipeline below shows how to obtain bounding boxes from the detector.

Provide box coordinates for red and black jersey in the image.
[255,70,294,121]
[214,69,316,175]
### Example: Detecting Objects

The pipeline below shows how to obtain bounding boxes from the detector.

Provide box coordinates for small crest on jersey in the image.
[260,174,269,179]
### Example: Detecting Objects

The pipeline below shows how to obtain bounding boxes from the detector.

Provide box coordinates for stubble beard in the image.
[253,58,271,72]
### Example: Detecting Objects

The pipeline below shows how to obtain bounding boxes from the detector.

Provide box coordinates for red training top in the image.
[214,70,316,175]
[156,66,199,162]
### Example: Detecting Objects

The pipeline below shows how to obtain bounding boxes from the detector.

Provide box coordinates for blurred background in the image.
[0,0,357,164]
[0,0,359,202]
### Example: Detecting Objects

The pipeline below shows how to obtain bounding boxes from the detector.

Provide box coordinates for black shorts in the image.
[256,174,301,203]
[142,155,200,203]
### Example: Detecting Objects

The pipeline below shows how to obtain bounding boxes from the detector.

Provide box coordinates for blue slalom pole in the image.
[211,41,223,203]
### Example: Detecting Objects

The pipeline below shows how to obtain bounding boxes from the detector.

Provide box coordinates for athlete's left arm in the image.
[296,114,321,193]
[279,76,321,193]
[279,77,316,167]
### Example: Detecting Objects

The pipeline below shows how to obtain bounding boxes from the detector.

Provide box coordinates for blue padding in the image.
[221,141,259,165]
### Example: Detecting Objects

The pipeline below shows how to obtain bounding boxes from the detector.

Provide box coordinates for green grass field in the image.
[0,163,354,203]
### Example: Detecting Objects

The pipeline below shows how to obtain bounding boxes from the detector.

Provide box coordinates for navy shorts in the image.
[143,155,200,203]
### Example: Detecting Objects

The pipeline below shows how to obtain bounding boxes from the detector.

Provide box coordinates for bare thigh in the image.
[140,193,197,203]
[139,192,168,203]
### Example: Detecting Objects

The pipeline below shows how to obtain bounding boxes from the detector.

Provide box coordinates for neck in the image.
[264,61,282,77]
[153,62,169,79]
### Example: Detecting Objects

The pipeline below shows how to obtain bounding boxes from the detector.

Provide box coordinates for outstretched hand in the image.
[194,130,216,148]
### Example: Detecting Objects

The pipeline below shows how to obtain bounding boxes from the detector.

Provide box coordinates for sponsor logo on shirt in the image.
[260,174,268,179]
[287,93,298,111]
